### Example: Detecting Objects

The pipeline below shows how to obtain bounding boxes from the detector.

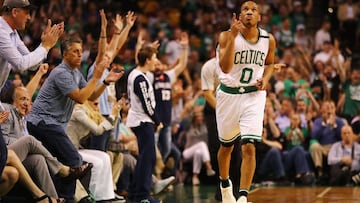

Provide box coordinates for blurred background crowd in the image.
[2,0,360,198]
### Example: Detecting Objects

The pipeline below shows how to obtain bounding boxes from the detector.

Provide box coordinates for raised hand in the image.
[106,66,125,83]
[125,11,137,27]
[38,63,49,76]
[136,29,146,50]
[41,19,52,36]
[179,32,189,48]
[99,9,108,33]
[93,57,110,80]
[230,13,244,38]
[113,14,124,32]
[41,20,64,51]
[150,40,160,50]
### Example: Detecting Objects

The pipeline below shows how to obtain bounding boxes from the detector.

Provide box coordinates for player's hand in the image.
[256,78,268,90]
[230,13,244,38]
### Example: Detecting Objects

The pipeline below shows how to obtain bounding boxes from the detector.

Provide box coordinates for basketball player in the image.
[216,1,276,203]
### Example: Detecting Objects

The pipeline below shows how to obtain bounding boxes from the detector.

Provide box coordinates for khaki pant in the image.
[107,151,124,190]
[310,143,333,168]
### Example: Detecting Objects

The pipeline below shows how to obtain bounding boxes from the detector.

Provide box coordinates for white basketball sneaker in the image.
[237,196,248,203]
[220,179,236,203]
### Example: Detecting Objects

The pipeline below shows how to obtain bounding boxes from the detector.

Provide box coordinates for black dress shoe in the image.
[63,162,93,182]
[78,195,96,203]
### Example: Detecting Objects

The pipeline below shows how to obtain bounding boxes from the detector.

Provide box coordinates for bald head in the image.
[13,87,31,116]
[341,125,354,145]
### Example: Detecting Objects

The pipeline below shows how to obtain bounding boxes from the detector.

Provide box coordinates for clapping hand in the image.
[41,20,64,51]
[0,111,9,124]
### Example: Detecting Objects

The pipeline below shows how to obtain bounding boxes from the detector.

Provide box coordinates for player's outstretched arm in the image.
[218,13,242,73]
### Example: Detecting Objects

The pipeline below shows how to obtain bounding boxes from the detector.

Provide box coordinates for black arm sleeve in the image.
[133,75,160,125]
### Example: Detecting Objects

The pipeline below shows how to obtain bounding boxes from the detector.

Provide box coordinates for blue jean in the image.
[283,146,310,175]
[89,130,111,151]
[167,142,181,177]
[130,122,156,201]
[27,121,82,203]
[157,125,172,161]
[258,147,285,179]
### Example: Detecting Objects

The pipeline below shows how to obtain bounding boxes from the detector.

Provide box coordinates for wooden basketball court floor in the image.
[158,185,360,203]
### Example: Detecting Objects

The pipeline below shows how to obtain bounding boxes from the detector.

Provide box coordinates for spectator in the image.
[255,99,287,184]
[283,113,314,185]
[0,114,64,202]
[277,18,294,57]
[26,26,123,201]
[310,100,345,180]
[337,67,360,123]
[136,29,188,171]
[337,0,359,52]
[182,105,216,185]
[350,108,360,141]
[328,125,360,185]
[66,99,125,202]
[289,0,312,32]
[0,141,65,203]
[275,98,296,133]
[1,65,92,198]
[86,10,136,151]
[314,20,332,52]
[294,24,312,53]
[126,45,161,203]
[0,0,63,111]
[165,27,184,66]
[283,66,310,99]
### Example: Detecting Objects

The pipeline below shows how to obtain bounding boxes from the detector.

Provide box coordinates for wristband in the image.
[103,79,110,86]
[114,32,121,35]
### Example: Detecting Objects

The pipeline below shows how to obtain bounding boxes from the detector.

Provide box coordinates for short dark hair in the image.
[239,0,258,9]
[0,83,15,104]
[60,36,82,54]
[137,46,157,66]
